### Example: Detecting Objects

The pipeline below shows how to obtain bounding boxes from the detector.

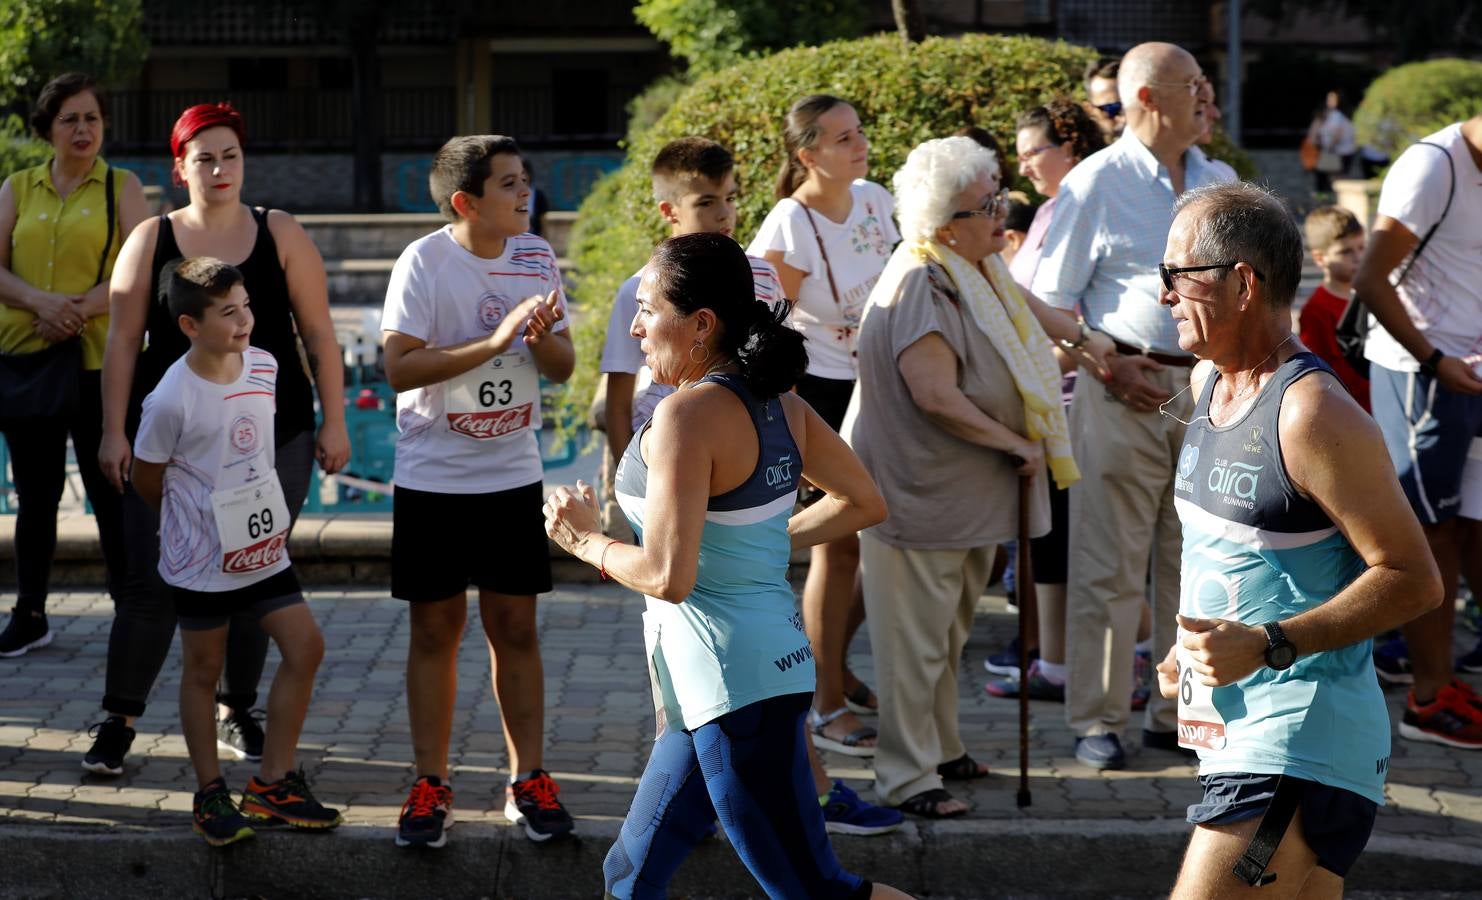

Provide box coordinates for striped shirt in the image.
[1031,132,1235,355]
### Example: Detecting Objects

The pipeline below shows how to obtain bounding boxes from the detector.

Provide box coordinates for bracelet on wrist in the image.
[599,539,620,581]
[1419,348,1444,377]
[1058,321,1089,351]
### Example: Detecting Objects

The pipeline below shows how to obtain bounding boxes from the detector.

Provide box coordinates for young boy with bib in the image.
[380,135,575,848]
[132,257,339,846]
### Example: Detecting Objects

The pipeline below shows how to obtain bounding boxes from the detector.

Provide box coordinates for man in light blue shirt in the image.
[1031,41,1236,771]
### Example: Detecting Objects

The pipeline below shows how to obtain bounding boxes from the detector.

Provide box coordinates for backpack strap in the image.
[1394,140,1457,287]
[92,165,116,287]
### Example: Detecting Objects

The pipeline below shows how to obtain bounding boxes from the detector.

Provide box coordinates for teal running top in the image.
[1174,352,1388,803]
[614,373,814,731]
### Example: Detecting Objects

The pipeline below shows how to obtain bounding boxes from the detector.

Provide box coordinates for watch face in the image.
[1268,644,1296,670]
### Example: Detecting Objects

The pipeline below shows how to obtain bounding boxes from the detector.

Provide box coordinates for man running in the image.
[1154,183,1441,897]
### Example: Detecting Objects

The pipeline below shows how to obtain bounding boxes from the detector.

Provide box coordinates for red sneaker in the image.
[1400,683,1482,749]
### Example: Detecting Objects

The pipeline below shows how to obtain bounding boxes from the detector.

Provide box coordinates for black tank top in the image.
[130,206,316,445]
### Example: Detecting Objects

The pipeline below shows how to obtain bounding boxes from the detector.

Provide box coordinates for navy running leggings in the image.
[603,692,870,900]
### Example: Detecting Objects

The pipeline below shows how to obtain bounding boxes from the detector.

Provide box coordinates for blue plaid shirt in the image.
[1031,132,1235,355]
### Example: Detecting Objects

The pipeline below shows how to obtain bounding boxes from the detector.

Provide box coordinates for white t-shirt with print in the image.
[746,179,899,379]
[1366,124,1482,372]
[600,256,783,431]
[134,348,291,592]
[381,227,568,493]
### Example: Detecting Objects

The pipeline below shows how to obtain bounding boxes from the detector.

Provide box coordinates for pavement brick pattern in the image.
[2,584,1480,853]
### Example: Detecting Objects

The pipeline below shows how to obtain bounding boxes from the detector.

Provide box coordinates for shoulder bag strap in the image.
[1394,141,1457,286]
[800,202,843,309]
[93,165,116,287]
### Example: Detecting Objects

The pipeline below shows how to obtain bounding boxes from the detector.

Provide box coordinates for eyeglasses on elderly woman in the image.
[1158,261,1267,293]
[951,188,1011,220]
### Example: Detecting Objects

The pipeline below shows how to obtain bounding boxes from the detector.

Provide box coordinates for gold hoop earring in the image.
[689,342,709,364]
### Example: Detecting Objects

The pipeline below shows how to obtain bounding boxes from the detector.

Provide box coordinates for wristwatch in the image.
[1262,622,1297,671]
[1420,348,1444,377]
[1058,320,1089,351]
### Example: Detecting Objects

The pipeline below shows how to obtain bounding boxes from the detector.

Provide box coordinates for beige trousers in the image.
[861,532,992,805]
[1064,364,1192,738]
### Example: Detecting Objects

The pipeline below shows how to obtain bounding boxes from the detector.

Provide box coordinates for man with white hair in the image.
[1032,41,1235,770]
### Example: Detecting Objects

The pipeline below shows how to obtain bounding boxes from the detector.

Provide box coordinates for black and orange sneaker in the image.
[193,777,255,847]
[396,774,454,849]
[504,769,574,842]
[1400,683,1482,750]
[241,767,342,829]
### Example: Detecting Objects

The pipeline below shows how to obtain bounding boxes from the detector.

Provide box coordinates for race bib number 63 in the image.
[445,351,538,441]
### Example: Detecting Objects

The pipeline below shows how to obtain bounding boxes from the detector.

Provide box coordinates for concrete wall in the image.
[109,149,621,214]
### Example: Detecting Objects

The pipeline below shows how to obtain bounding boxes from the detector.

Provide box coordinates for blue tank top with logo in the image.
[613,373,814,731]
[1174,351,1388,803]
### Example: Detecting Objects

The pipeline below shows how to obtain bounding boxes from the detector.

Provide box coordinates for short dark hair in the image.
[1303,204,1362,251]
[652,137,735,203]
[428,134,522,222]
[1084,58,1120,93]
[647,233,806,398]
[1175,183,1304,308]
[31,72,105,141]
[1004,194,1038,233]
[953,126,1004,164]
[162,257,245,322]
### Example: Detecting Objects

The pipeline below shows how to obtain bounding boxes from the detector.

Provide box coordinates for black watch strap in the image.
[1420,348,1444,376]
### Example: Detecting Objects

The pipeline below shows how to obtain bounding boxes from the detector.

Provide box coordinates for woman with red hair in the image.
[83,103,349,776]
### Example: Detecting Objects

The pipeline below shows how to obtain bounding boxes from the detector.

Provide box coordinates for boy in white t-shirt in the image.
[132,258,339,847]
[380,135,575,848]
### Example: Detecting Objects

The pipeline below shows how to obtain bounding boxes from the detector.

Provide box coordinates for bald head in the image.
[1119,42,1196,113]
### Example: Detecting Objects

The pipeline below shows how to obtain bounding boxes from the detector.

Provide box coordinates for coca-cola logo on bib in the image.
[448,403,533,439]
[223,531,287,574]
[230,416,259,455]
[477,292,509,331]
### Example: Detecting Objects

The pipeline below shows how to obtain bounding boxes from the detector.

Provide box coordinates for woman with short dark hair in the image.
[0,72,148,657]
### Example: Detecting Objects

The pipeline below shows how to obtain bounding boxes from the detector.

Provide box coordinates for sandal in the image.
[843,682,878,717]
[808,707,877,757]
[894,788,967,819]
[936,753,990,781]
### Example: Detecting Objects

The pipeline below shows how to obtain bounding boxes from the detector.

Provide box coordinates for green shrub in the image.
[1355,58,1482,163]
[565,33,1256,416]
[0,114,51,180]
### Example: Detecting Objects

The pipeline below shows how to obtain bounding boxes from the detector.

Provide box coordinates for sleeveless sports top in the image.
[129,207,315,445]
[613,372,815,731]
[1174,351,1387,803]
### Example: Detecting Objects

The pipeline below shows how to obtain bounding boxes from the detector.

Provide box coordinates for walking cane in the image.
[1015,474,1034,808]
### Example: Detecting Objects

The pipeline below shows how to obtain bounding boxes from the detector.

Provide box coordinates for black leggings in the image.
[1,371,126,614]
[100,429,314,718]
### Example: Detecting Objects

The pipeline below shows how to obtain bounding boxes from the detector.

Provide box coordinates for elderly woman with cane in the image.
[844,136,1110,817]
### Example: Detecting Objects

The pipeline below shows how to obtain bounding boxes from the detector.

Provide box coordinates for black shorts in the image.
[174,568,304,631]
[1028,480,1069,584]
[1187,773,1377,878]
[391,481,552,602]
[796,374,855,432]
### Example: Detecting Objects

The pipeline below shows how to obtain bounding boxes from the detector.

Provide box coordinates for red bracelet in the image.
[599,539,620,581]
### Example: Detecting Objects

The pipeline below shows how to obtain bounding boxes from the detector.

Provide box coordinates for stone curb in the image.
[2,819,1480,899]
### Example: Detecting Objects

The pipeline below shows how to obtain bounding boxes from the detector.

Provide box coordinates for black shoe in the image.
[82,715,136,776]
[193,777,255,847]
[0,609,52,658]
[217,708,266,762]
[396,775,454,848]
[1143,729,1198,759]
[504,769,575,842]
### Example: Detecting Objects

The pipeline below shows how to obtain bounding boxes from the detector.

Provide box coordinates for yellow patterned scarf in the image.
[911,240,1079,488]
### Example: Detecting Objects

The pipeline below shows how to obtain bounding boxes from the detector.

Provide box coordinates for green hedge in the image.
[565,33,1255,416]
[1355,58,1482,163]
[0,114,51,180]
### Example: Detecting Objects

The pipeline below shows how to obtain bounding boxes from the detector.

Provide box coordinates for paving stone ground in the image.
[2,583,1480,852]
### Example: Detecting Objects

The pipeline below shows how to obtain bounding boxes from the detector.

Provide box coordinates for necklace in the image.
[1158,334,1294,427]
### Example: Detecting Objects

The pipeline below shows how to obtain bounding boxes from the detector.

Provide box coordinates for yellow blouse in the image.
[1,157,127,369]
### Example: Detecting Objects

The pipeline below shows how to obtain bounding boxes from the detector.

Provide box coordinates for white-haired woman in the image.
[844,136,1111,817]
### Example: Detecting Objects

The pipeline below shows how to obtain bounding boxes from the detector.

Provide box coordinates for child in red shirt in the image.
[1299,205,1370,411]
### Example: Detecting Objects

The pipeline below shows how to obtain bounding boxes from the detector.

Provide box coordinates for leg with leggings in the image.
[99,488,178,721]
[2,416,68,617]
[71,372,128,599]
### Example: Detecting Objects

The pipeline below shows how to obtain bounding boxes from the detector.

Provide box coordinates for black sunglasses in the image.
[1097,101,1123,118]
[1158,261,1266,293]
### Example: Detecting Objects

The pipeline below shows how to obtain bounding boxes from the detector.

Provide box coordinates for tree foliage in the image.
[1354,58,1482,161]
[1247,0,1481,62]
[634,0,869,74]
[0,0,148,108]
[0,115,54,179]
[562,33,1257,418]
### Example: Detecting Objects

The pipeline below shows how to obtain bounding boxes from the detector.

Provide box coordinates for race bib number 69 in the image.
[210,471,290,575]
